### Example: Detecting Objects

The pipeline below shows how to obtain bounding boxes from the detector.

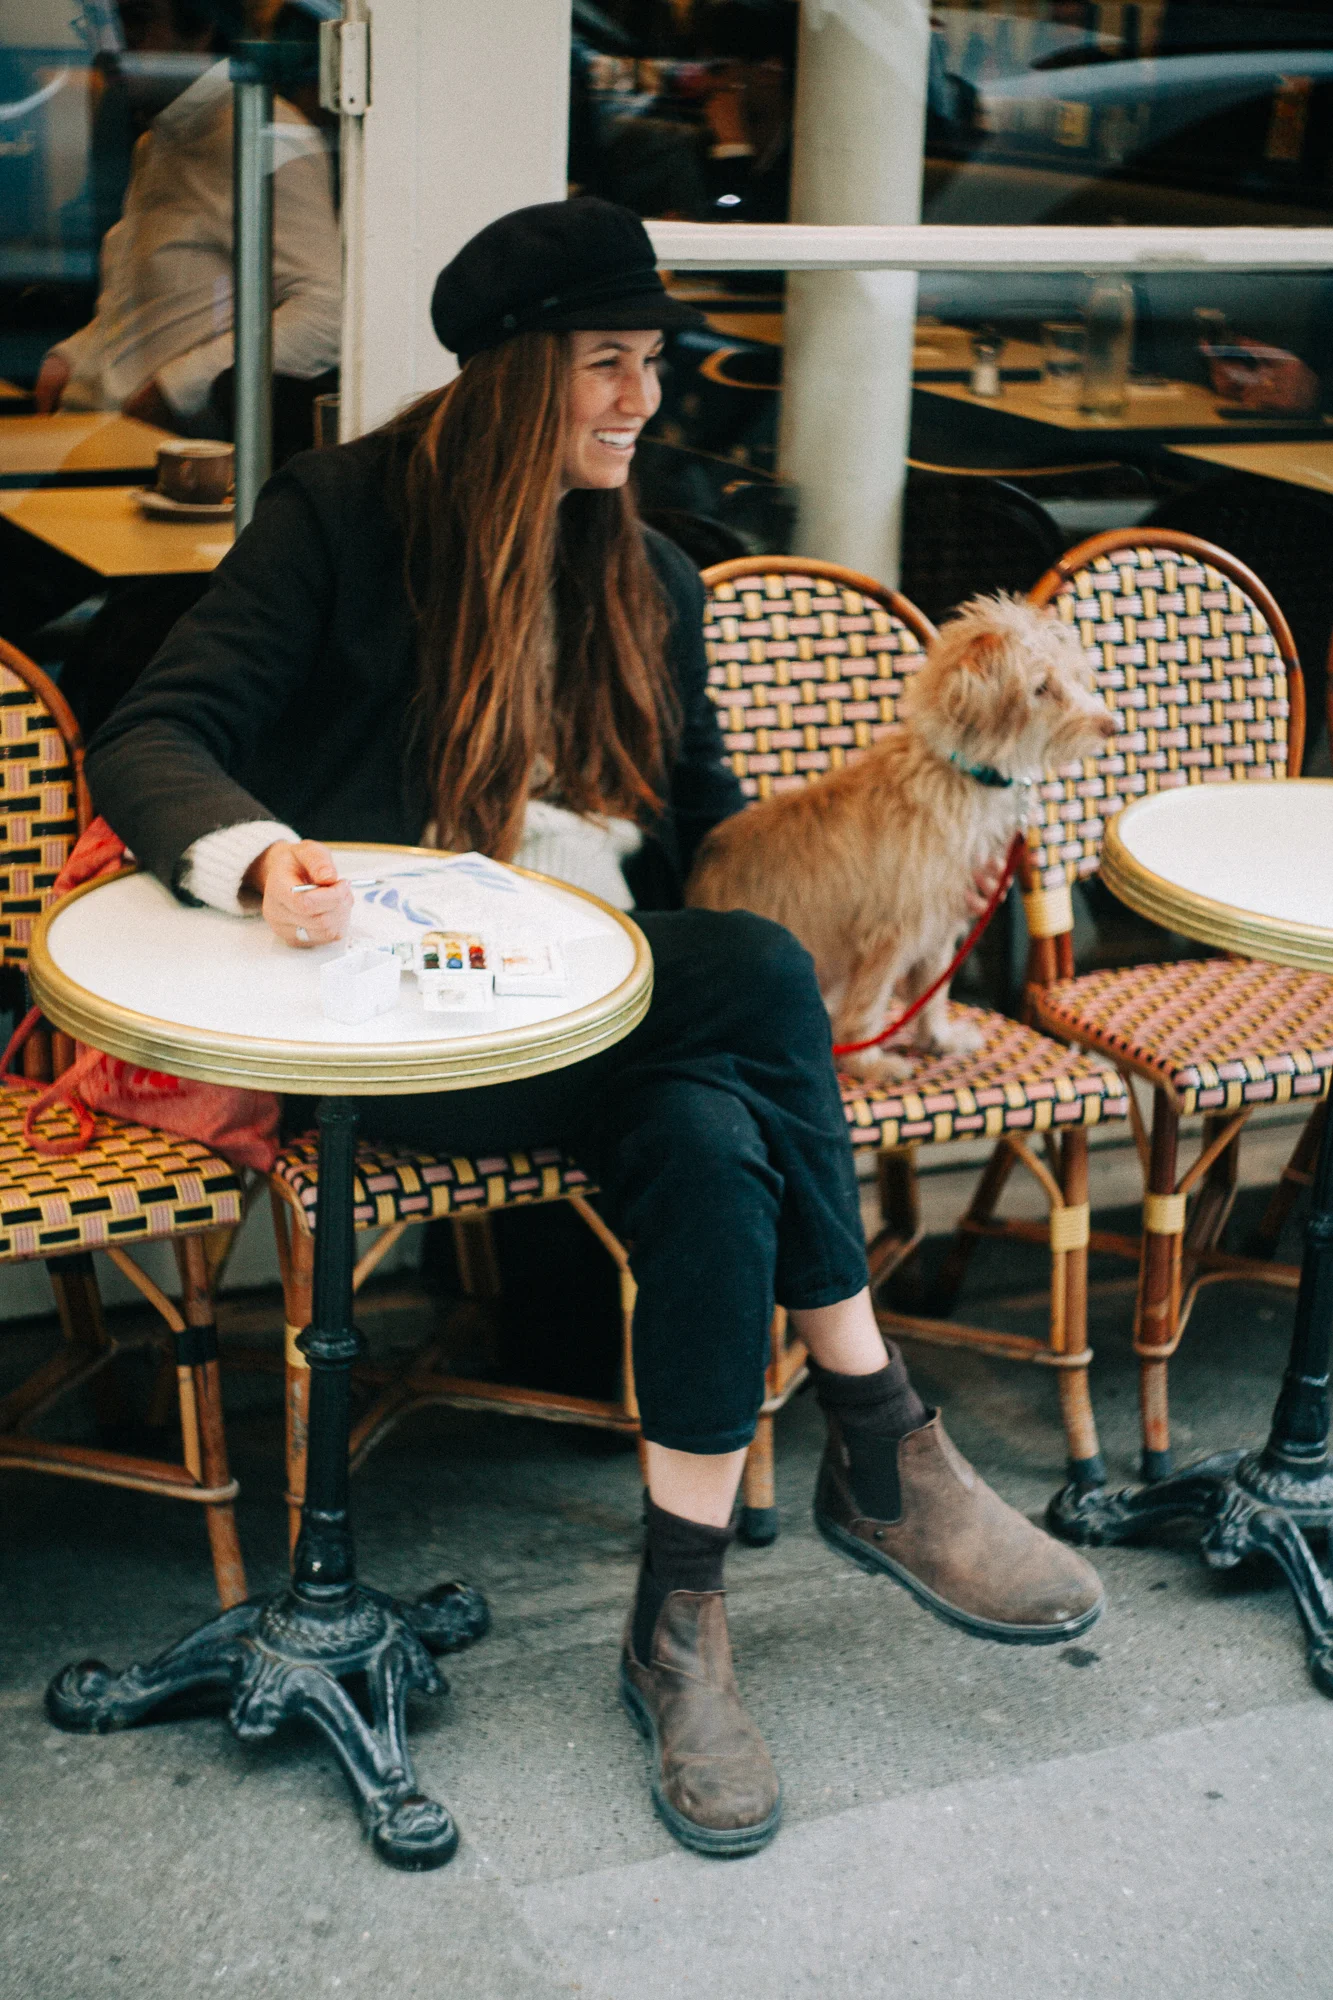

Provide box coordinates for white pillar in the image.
[339,0,571,439]
[778,0,931,584]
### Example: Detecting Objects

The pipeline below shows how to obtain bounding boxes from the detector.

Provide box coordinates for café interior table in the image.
[703,308,785,346]
[911,320,1045,379]
[0,483,232,577]
[0,411,173,488]
[1168,437,1333,499]
[1051,782,1333,1695]
[693,315,1047,373]
[31,847,653,1869]
[916,374,1333,445]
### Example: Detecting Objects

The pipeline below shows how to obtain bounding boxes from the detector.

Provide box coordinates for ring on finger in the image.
[295,924,310,945]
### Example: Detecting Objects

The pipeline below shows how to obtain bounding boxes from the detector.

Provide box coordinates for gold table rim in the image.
[29,846,654,1096]
[1101,779,1333,976]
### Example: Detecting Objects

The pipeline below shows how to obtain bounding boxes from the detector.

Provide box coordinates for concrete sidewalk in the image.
[3,1177,1332,1997]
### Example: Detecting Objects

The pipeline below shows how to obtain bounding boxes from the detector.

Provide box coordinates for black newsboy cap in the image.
[430,197,708,363]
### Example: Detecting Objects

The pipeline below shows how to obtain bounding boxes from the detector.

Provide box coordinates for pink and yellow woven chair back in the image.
[1025,531,1303,897]
[701,558,937,798]
[0,640,85,968]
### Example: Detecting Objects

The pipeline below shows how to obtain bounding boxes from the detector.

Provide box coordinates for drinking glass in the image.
[1040,321,1086,408]
[313,392,341,449]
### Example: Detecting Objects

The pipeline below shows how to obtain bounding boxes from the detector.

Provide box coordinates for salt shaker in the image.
[970,327,1003,398]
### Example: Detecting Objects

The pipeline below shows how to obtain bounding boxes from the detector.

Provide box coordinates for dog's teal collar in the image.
[947,751,1028,790]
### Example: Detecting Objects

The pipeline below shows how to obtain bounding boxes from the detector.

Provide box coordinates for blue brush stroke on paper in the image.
[361,884,439,927]
[441,856,521,892]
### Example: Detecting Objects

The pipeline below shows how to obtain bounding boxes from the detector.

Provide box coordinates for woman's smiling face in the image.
[561,329,664,493]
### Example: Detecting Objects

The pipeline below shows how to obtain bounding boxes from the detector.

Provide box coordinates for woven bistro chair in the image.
[899,468,1064,626]
[268,1042,804,1552]
[0,638,247,1606]
[967,529,1329,1483]
[699,557,1130,1492]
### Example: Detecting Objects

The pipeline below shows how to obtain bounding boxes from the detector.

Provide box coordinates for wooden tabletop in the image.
[914,374,1292,434]
[0,484,233,577]
[1167,438,1333,498]
[912,322,1045,377]
[0,412,174,483]
[703,310,785,347]
[0,379,28,402]
[692,312,1047,373]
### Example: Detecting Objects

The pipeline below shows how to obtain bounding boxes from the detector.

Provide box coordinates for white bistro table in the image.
[30,847,652,1868]
[1052,782,1333,1695]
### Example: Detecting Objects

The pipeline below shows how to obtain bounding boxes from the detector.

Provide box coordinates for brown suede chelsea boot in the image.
[815,1412,1105,1645]
[620,1588,782,1857]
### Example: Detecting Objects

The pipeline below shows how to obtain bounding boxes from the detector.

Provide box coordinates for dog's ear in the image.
[955,631,1006,678]
[940,628,1006,726]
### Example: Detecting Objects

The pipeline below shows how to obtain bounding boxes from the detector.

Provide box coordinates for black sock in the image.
[631,1497,734,1664]
[810,1347,929,1521]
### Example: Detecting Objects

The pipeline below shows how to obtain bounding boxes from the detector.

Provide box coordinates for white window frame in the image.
[646,220,1333,275]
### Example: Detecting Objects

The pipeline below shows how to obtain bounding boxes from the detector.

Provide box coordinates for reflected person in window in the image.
[34,0,339,439]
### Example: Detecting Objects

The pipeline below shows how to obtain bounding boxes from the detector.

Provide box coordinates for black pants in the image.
[361,910,871,1454]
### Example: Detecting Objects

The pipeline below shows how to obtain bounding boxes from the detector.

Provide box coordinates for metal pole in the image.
[232,60,274,531]
[291,1096,364,1604]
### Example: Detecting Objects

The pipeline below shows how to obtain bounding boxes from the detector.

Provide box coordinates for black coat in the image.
[86,429,744,907]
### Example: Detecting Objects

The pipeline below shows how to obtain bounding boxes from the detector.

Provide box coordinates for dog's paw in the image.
[927,1017,986,1059]
[839,1047,917,1087]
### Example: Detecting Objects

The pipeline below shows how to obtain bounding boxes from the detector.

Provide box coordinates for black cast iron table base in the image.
[1048,1089,1333,1698]
[44,1097,489,1871]
[46,1579,488,1867]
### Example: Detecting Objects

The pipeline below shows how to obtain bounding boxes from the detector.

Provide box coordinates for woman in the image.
[87,197,1102,1860]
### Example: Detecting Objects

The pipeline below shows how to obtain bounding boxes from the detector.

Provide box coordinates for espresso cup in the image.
[155,438,234,506]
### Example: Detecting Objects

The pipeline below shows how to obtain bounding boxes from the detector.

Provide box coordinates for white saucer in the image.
[136,487,234,519]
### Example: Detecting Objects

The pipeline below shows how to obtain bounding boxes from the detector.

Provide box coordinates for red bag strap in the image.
[0,1006,99,1158]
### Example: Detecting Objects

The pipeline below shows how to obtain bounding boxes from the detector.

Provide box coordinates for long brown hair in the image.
[389,330,677,861]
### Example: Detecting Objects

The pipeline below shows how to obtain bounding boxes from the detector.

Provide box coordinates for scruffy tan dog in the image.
[687,593,1116,1083]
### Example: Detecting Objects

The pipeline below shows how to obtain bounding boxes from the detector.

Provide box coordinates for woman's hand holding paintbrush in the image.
[243,838,354,949]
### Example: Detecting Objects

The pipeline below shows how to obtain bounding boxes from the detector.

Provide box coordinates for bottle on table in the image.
[1081,276,1134,420]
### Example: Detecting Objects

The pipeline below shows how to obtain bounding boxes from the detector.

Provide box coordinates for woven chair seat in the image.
[838,1004,1128,1149]
[0,1094,243,1260]
[1033,959,1333,1117]
[272,1135,596,1231]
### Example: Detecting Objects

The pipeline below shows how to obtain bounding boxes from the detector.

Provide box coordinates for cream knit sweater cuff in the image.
[179,820,301,913]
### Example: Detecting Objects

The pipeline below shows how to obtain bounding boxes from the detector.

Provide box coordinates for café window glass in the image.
[0,1,340,450]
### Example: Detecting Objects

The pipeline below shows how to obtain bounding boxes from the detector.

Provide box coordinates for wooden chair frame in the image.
[953,528,1321,1481]
[0,638,246,1606]
[700,554,1129,1489]
[268,1177,804,1551]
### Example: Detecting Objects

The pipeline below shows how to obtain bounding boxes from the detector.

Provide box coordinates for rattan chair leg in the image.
[931,1138,1021,1313]
[1135,1091,1183,1483]
[273,1195,315,1557]
[865,1145,926,1300]
[145,1347,179,1432]
[1184,1113,1242,1262]
[740,1415,777,1545]
[174,1235,246,1608]
[1055,1130,1104,1489]
[0,1254,113,1434]
[452,1214,502,1298]
[1249,1099,1327,1259]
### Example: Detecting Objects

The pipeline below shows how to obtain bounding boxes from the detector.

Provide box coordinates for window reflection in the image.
[1,0,339,458]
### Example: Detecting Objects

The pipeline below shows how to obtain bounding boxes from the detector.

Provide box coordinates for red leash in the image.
[832,834,1023,1059]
